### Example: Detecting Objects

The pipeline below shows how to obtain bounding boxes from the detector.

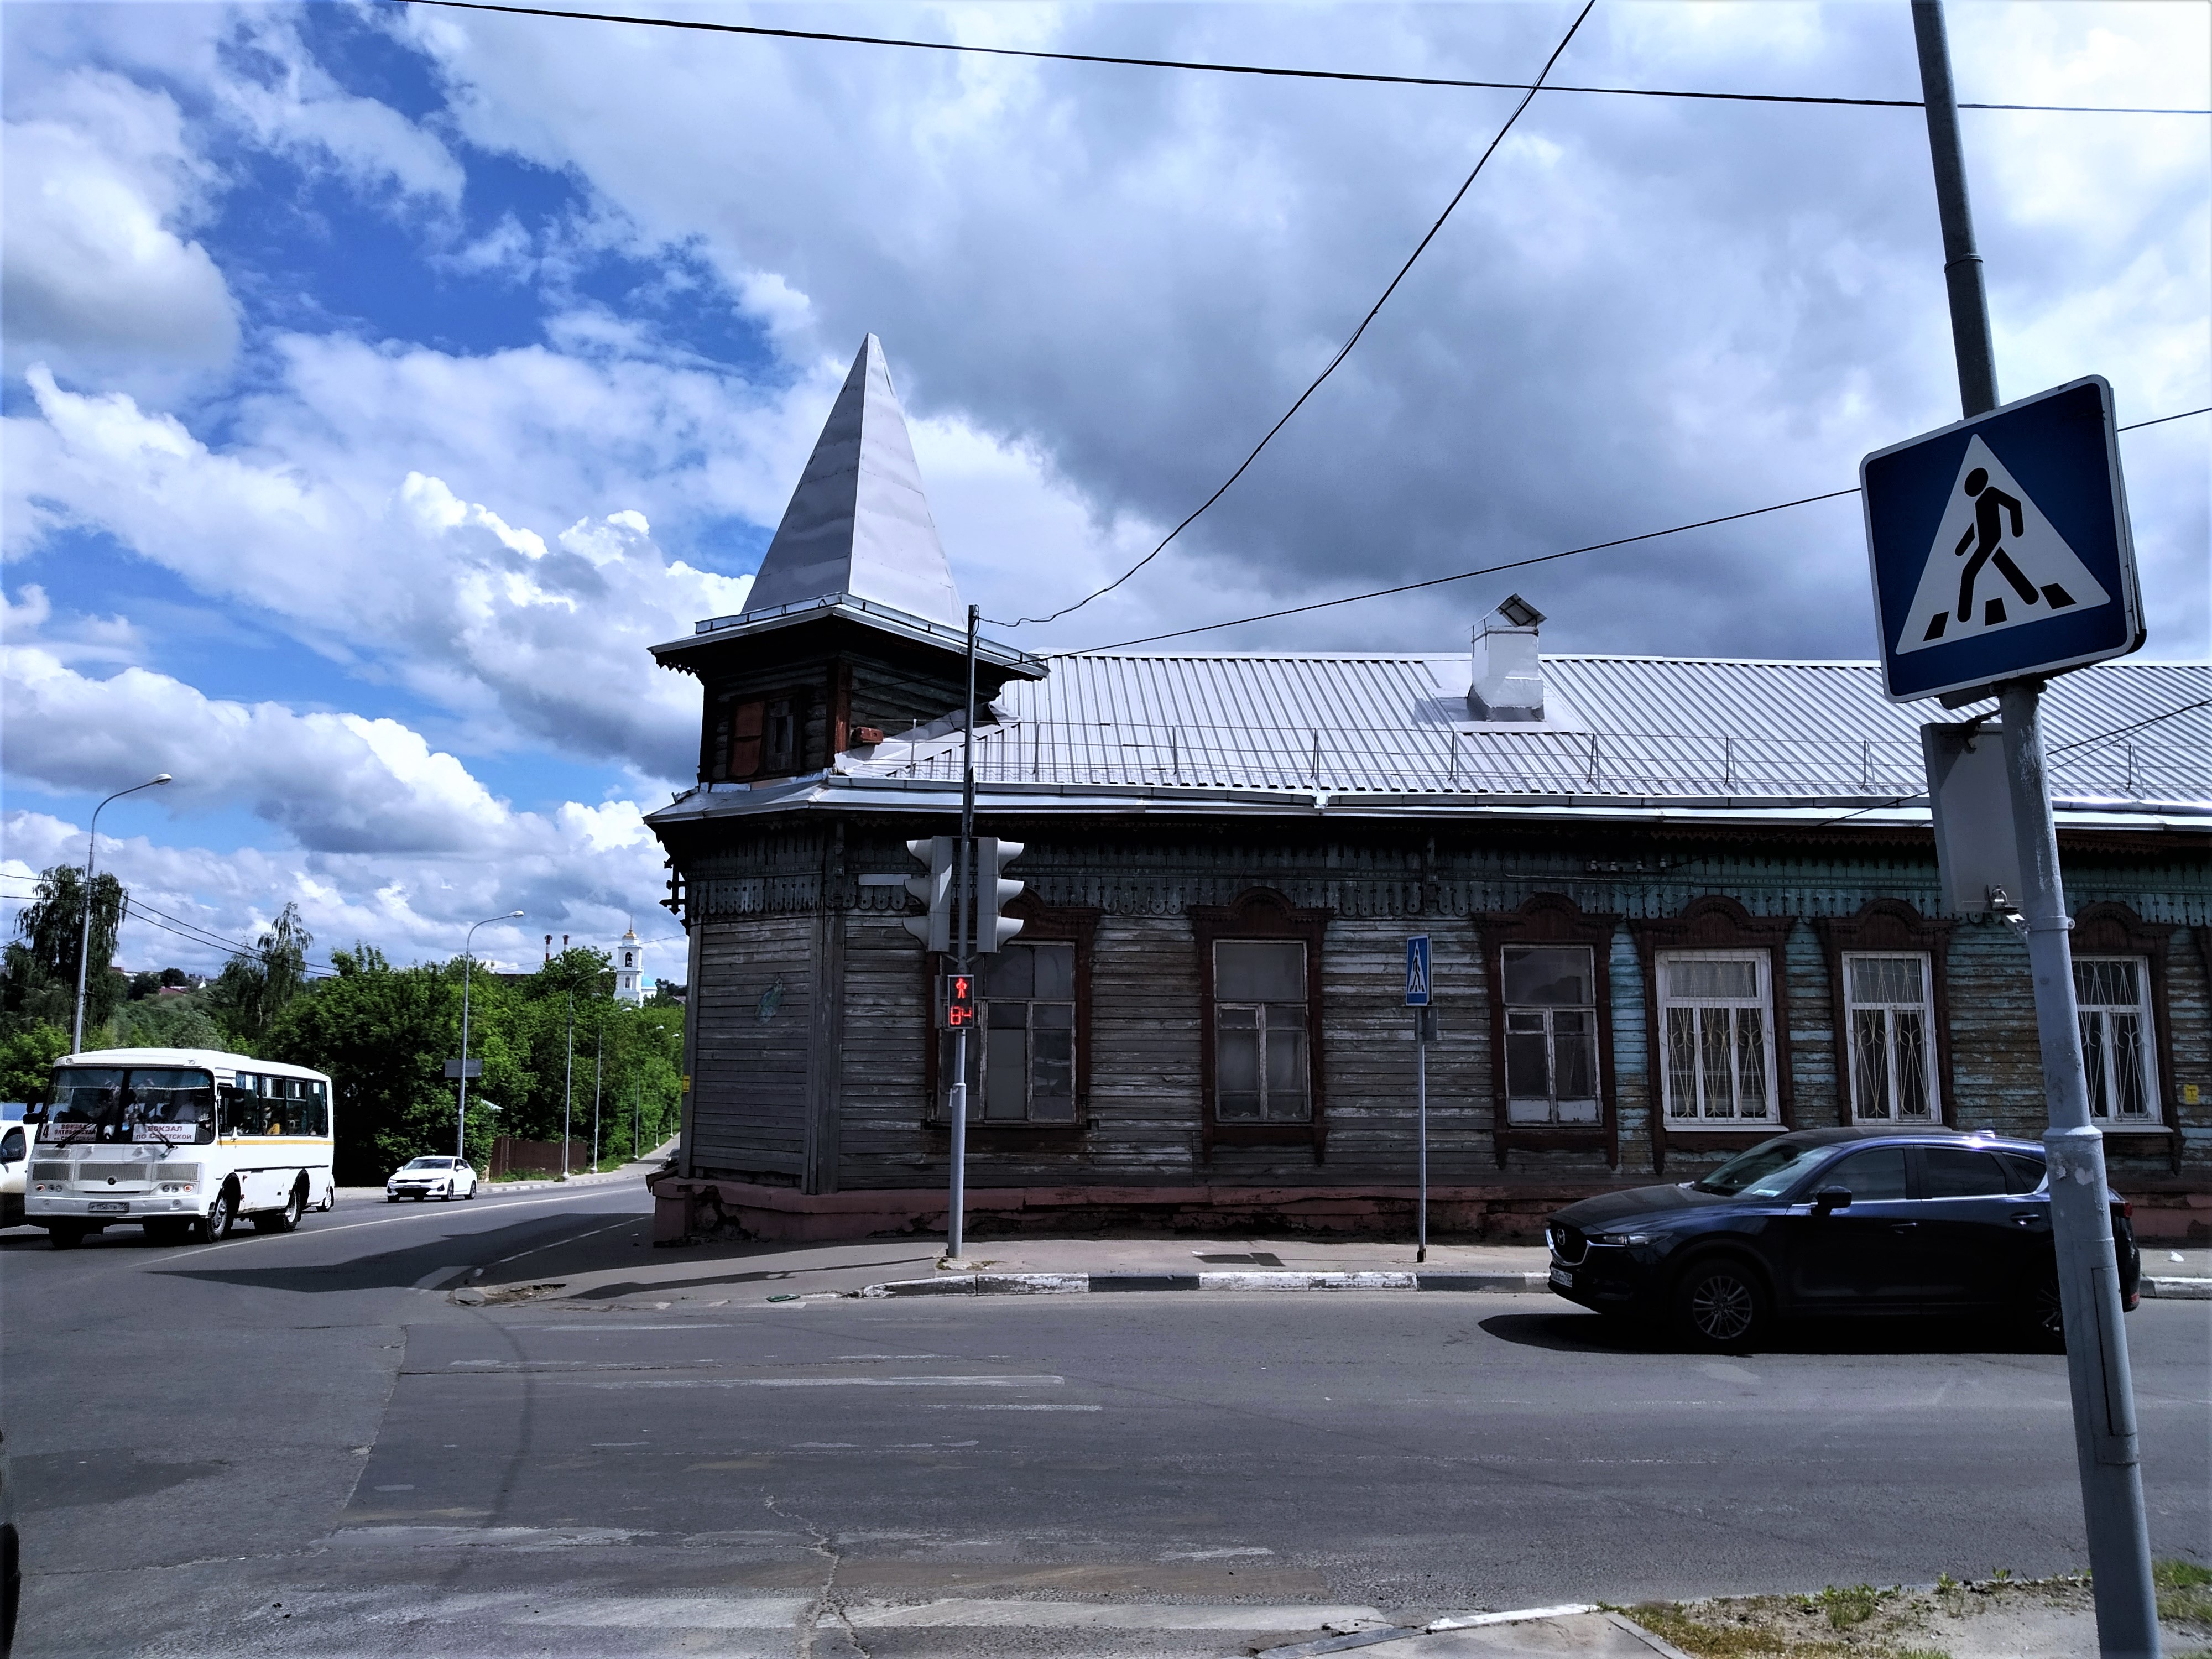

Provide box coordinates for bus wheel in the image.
[46,1225,86,1250]
[256,1183,304,1234]
[320,1187,336,1212]
[199,1190,234,1243]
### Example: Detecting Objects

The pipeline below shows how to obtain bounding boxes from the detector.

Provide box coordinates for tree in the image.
[209,903,314,1047]
[3,865,126,1035]
[0,1023,71,1104]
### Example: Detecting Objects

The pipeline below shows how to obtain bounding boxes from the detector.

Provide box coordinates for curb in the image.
[2142,1276,2211,1300]
[859,1269,1550,1298]
[1251,1604,1697,1659]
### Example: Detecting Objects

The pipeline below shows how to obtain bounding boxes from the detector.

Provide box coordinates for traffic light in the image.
[900,836,953,952]
[940,971,977,1030]
[975,837,1025,953]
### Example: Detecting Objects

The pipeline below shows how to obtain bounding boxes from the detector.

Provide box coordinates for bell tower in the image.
[614,923,644,1005]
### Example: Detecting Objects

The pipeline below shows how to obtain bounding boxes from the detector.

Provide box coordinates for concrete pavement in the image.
[6,1183,2209,1657]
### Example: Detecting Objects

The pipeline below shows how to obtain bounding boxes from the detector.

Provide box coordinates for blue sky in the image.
[3,1,2206,978]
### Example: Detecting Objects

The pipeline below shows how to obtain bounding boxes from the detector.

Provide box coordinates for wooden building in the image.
[644,338,2212,1245]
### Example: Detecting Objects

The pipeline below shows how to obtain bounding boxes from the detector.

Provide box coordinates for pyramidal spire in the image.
[745,335,963,629]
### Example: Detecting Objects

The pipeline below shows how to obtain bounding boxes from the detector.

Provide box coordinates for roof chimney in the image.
[1469,593,1546,722]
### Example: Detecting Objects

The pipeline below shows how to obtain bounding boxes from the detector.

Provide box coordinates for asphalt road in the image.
[4,1191,2208,1658]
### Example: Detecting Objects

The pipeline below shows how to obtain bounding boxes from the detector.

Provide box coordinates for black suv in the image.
[1546,1126,2140,1348]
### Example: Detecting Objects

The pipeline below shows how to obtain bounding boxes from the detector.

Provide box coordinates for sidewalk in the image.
[461,1222,2212,1308]
[1239,1568,2212,1658]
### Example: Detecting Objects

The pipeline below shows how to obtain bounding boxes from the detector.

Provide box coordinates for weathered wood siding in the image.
[671,817,2212,1193]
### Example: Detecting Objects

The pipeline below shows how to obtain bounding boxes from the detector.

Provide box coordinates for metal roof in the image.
[650,652,2210,827]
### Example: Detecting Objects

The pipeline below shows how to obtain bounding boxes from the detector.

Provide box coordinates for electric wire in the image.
[999,1,1597,626]
[395,0,2212,116]
[2047,696,2212,755]
[1070,405,2212,652]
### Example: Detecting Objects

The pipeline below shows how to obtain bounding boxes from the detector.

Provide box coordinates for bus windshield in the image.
[46,1067,217,1145]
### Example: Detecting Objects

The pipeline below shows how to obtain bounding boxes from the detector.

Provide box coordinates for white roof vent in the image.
[1470,593,1546,722]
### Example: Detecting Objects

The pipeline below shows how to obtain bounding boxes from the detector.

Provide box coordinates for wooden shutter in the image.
[728,701,765,779]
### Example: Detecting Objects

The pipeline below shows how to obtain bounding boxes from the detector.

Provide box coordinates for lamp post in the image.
[458,911,524,1162]
[72,774,172,1053]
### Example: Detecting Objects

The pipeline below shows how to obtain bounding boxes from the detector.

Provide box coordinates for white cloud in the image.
[7,358,758,777]
[1,70,239,394]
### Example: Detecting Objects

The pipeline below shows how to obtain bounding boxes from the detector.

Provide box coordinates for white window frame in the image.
[1657,948,1780,1128]
[1842,951,1939,1123]
[2074,954,2161,1125]
[1500,944,1601,1125]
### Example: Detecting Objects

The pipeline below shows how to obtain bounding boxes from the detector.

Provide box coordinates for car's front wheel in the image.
[1675,1256,1768,1350]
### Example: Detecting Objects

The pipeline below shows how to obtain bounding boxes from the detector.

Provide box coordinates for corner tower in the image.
[648,335,1044,788]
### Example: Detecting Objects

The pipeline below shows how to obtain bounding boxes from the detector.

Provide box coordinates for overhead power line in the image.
[396,1,2211,116]
[1001,1,1597,626]
[2047,696,2212,755]
[1072,405,2212,651]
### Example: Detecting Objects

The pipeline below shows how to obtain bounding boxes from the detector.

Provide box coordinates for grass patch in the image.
[1817,1585,1882,1630]
[2158,1559,2212,1625]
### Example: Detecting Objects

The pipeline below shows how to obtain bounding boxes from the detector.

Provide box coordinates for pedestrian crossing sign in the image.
[1405,935,1431,1006]
[1861,376,2142,702]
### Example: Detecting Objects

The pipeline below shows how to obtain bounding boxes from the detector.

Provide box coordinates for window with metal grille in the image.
[1658,951,1777,1124]
[941,942,1078,1124]
[2073,956,2159,1123]
[1213,940,1311,1123]
[1844,953,1937,1122]
[1501,945,1599,1125]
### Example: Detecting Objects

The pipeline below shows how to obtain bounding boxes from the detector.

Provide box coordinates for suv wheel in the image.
[1676,1256,1767,1350]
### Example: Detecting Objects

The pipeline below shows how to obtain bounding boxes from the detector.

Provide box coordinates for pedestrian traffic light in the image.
[900,836,954,952]
[974,837,1025,953]
[940,971,977,1030]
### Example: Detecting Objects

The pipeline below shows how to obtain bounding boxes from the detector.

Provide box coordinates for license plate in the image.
[1548,1265,1572,1288]
[88,1201,129,1214]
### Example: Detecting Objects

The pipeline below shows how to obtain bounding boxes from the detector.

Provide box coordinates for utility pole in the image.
[592,1017,603,1173]
[1911,7,2158,1654]
[563,985,575,1180]
[943,604,980,1267]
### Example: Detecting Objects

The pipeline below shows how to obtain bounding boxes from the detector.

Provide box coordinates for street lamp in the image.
[457,911,525,1162]
[72,774,173,1053]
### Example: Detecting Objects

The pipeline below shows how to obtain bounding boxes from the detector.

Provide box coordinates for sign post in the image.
[1869,9,2158,1653]
[1405,935,1433,1264]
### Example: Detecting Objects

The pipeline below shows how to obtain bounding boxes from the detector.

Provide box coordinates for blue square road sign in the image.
[1860,375,2143,703]
[1405,935,1431,1007]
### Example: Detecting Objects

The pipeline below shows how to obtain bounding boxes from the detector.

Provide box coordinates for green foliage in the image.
[259,940,684,1182]
[4,864,127,1035]
[108,993,227,1052]
[0,1023,72,1104]
[2157,1559,2212,1624]
[1816,1585,1880,1630]
[206,902,314,1046]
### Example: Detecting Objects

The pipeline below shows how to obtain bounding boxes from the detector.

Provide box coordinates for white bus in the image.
[25,1048,336,1248]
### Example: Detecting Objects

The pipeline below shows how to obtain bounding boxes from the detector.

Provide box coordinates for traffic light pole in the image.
[943,603,981,1267]
[1912,8,2158,1653]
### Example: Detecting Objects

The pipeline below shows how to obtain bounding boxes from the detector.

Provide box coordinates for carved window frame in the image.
[1630,896,1798,1174]
[1815,900,1957,1128]
[1475,894,1620,1170]
[923,895,1099,1144]
[1190,889,1332,1161]
[2072,902,2182,1165]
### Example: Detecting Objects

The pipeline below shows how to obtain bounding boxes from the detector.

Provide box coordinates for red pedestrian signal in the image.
[941,972,976,1030]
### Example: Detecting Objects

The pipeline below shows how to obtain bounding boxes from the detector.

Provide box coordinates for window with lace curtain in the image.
[1844,953,1937,1122]
[1657,951,1778,1125]
[2074,956,2159,1123]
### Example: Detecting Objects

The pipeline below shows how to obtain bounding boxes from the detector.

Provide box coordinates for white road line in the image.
[479,1213,642,1271]
[140,1185,641,1268]
[844,1600,1388,1631]
[568,1374,1066,1390]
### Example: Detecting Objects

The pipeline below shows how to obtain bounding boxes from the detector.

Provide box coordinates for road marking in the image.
[480,1214,643,1271]
[140,1185,641,1267]
[921,1402,1102,1412]
[567,1374,1065,1390]
[843,1600,1388,1631]
[1163,1547,1275,1559]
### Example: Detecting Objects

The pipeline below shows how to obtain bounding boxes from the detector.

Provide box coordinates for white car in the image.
[386,1156,478,1202]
